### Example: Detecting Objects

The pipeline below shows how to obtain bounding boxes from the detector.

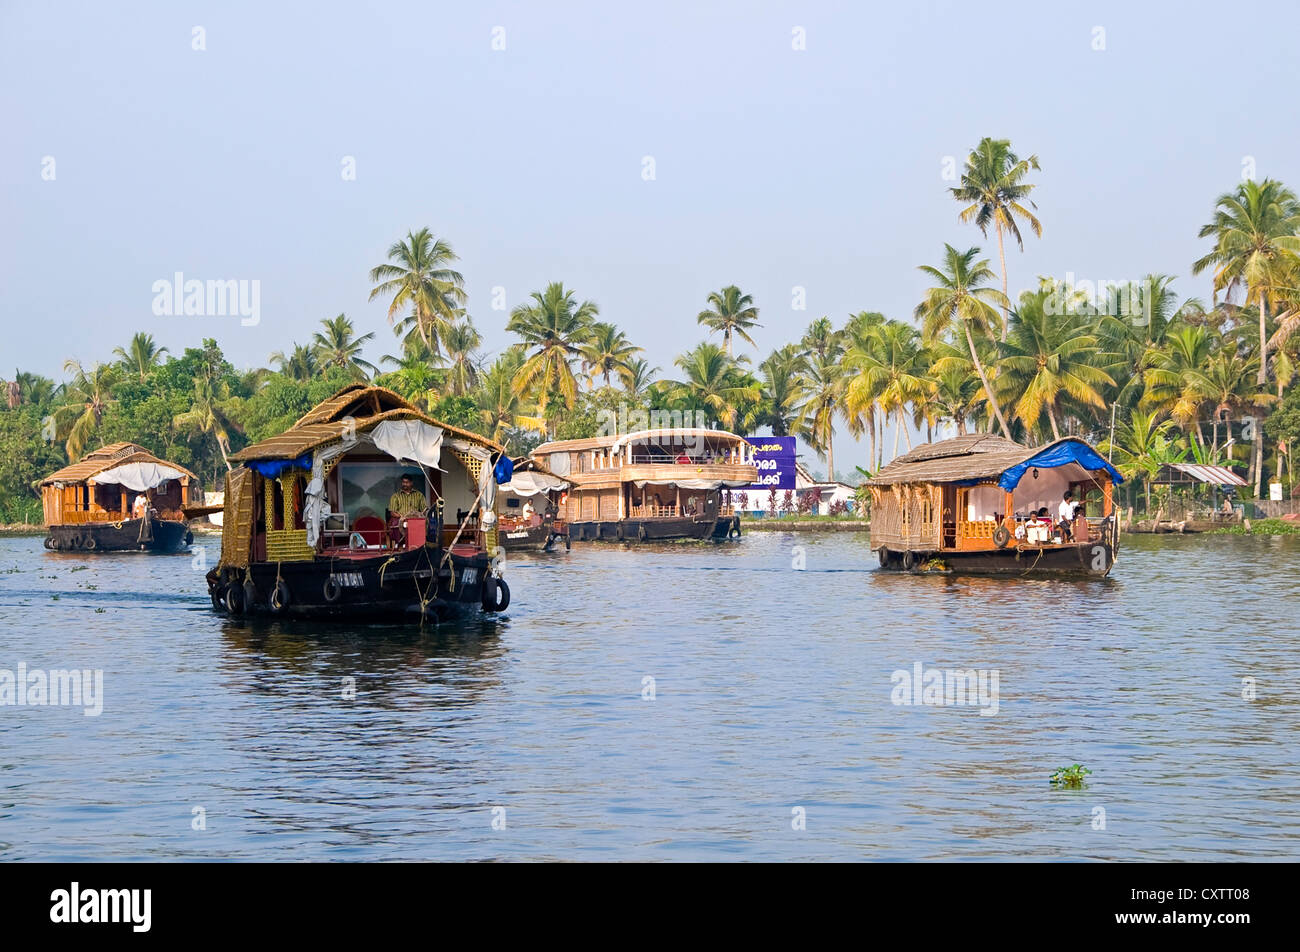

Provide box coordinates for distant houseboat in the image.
[206,385,512,621]
[41,443,202,553]
[867,434,1123,576]
[496,457,571,551]
[532,429,757,541]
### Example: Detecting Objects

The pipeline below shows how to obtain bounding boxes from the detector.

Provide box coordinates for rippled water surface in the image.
[0,530,1297,861]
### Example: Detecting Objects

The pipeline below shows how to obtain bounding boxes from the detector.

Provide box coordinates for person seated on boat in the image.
[522,500,536,525]
[131,492,150,519]
[1058,491,1078,541]
[387,473,427,547]
[676,452,691,464]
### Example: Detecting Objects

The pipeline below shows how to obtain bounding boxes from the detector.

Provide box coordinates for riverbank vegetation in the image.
[2,138,1298,523]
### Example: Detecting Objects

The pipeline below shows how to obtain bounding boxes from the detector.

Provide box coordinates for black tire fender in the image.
[43,536,54,550]
[269,579,291,613]
[481,575,511,612]
[616,522,625,541]
[225,581,247,615]
[185,531,194,546]
[83,535,97,551]
[878,547,890,568]
[322,576,343,603]
[993,525,1011,548]
[728,518,741,539]
[902,549,915,571]
[637,523,648,542]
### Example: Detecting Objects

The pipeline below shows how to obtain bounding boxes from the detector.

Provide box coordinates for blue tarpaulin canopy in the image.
[245,454,313,479]
[997,440,1123,491]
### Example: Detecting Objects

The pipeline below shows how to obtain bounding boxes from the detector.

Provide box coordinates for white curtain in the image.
[92,461,188,492]
[371,419,444,469]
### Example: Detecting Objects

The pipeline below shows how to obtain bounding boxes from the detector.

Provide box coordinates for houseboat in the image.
[496,457,571,551]
[867,434,1123,576]
[206,384,512,622]
[532,428,757,541]
[40,443,202,552]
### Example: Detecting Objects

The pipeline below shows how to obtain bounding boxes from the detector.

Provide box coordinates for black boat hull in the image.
[205,544,505,622]
[567,514,741,542]
[876,539,1118,577]
[499,523,570,552]
[44,518,192,553]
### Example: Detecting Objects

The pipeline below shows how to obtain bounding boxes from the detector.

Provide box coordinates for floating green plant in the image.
[1050,764,1091,788]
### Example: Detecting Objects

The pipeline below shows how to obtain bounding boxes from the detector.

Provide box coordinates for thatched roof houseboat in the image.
[40,443,202,552]
[867,434,1123,576]
[207,385,512,621]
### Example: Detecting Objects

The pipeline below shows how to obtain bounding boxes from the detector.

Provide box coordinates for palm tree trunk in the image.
[1047,403,1061,441]
[892,409,901,460]
[898,406,912,451]
[964,322,1012,438]
[827,430,834,482]
[996,224,1010,342]
[866,413,876,476]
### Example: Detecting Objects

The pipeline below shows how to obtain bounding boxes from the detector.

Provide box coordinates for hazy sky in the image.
[5,0,1299,472]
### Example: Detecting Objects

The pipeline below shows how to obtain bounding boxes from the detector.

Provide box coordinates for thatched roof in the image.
[229,385,501,463]
[42,444,197,486]
[867,434,1035,486]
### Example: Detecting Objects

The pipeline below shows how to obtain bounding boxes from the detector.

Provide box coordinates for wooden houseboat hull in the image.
[877,537,1118,577]
[44,517,192,553]
[205,544,504,622]
[567,513,741,542]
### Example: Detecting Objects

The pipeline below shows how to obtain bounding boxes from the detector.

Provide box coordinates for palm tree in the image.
[507,282,599,431]
[1100,410,1182,513]
[667,343,761,430]
[368,228,466,354]
[996,288,1114,440]
[53,360,120,460]
[312,314,377,379]
[1193,178,1300,496]
[758,346,810,437]
[950,137,1042,339]
[697,285,761,356]
[174,375,242,473]
[113,332,169,383]
[844,320,928,460]
[801,317,844,361]
[3,370,57,409]
[441,319,483,397]
[268,343,320,383]
[619,357,659,400]
[1141,324,1216,434]
[915,244,1013,438]
[377,338,446,409]
[476,352,546,446]
[796,353,846,478]
[579,322,642,388]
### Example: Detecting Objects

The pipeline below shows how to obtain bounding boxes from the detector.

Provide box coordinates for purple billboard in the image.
[745,436,797,490]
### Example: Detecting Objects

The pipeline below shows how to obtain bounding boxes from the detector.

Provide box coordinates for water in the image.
[0,530,1297,861]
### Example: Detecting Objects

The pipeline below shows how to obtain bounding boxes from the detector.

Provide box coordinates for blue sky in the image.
[4,0,1299,472]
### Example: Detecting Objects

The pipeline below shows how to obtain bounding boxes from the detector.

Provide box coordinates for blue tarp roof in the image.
[997,440,1123,491]
[245,454,312,479]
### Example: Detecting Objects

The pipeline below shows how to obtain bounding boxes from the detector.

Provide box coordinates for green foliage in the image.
[1049,764,1091,788]
[0,405,66,522]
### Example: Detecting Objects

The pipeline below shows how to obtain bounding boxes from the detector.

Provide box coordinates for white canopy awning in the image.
[91,461,188,492]
[632,478,751,491]
[501,471,569,497]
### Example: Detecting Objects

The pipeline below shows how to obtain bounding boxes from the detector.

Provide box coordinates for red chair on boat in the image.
[353,515,387,547]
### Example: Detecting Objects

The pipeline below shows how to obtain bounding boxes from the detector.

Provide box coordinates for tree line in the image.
[3,137,1298,523]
